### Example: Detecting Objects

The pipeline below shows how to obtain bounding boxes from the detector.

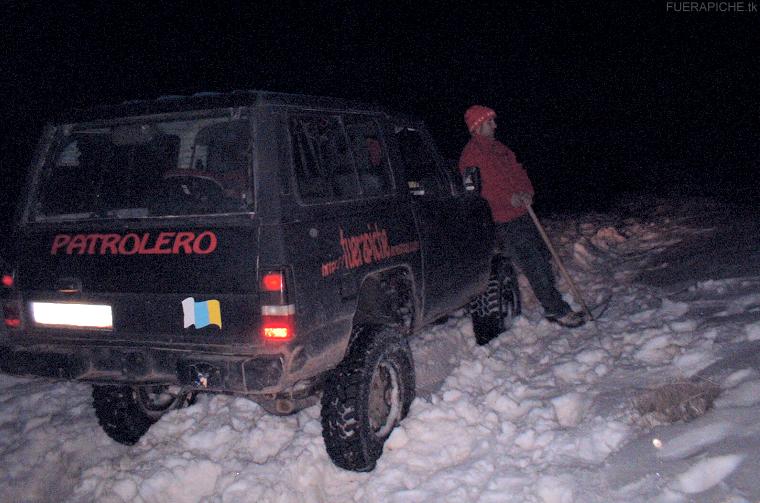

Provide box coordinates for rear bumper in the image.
[0,343,286,394]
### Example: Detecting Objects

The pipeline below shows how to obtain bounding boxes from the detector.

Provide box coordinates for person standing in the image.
[458,105,585,328]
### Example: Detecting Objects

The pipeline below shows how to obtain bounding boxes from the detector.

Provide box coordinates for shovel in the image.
[525,203,596,321]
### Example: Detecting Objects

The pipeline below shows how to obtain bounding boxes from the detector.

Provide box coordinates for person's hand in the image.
[511,192,533,208]
[510,193,522,207]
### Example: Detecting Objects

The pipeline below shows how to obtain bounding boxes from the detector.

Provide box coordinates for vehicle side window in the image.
[289,114,359,202]
[395,127,448,197]
[343,115,393,196]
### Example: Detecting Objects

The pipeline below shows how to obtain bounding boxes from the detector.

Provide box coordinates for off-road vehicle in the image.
[0,91,520,471]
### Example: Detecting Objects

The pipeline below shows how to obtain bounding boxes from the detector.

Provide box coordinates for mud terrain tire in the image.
[470,261,521,345]
[321,326,415,472]
[92,385,195,445]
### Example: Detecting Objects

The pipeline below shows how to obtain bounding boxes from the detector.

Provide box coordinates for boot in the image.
[547,310,586,328]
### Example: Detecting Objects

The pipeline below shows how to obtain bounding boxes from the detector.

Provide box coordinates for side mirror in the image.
[463,166,482,195]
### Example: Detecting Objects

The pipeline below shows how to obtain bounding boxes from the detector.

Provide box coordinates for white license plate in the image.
[31,302,113,329]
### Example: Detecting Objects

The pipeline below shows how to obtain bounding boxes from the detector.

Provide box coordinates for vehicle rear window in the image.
[31,115,253,222]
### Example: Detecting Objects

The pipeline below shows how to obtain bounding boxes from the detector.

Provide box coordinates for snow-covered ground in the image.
[3,195,760,503]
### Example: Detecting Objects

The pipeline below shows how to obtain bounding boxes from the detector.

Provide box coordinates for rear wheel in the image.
[470,261,521,345]
[92,384,195,445]
[321,326,415,472]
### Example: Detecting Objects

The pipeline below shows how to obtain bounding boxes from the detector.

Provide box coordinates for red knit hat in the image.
[464,105,496,133]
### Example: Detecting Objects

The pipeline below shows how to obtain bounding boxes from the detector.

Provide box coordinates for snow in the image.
[675,454,744,494]
[3,196,760,502]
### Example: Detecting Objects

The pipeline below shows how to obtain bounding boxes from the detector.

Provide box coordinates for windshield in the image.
[31,114,253,222]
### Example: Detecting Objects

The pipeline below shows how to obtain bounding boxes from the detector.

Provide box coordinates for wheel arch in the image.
[351,265,417,336]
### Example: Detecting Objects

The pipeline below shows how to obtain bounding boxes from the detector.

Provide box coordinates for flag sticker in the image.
[182,297,222,329]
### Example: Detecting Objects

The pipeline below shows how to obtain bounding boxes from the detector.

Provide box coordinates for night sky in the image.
[3,1,758,249]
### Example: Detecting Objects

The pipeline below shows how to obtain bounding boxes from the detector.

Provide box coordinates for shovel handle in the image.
[525,204,594,321]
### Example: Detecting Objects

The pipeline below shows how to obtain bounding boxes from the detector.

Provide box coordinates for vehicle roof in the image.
[54,90,412,123]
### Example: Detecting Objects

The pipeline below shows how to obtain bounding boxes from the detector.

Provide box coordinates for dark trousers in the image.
[496,214,570,317]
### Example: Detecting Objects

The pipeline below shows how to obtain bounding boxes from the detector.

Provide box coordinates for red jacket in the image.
[458,135,534,223]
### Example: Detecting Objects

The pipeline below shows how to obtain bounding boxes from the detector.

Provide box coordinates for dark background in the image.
[3,1,758,253]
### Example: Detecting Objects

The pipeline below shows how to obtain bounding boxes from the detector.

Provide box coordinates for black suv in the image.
[0,91,520,471]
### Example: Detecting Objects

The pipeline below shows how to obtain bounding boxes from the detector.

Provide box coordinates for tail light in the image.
[261,272,284,292]
[3,301,21,329]
[2,268,21,329]
[259,269,295,341]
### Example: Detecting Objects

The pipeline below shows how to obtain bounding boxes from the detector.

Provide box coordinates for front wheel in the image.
[92,384,195,445]
[470,261,522,345]
[320,326,415,472]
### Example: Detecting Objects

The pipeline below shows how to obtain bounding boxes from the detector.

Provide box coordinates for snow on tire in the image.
[470,261,521,345]
[320,325,415,472]
[92,384,194,445]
